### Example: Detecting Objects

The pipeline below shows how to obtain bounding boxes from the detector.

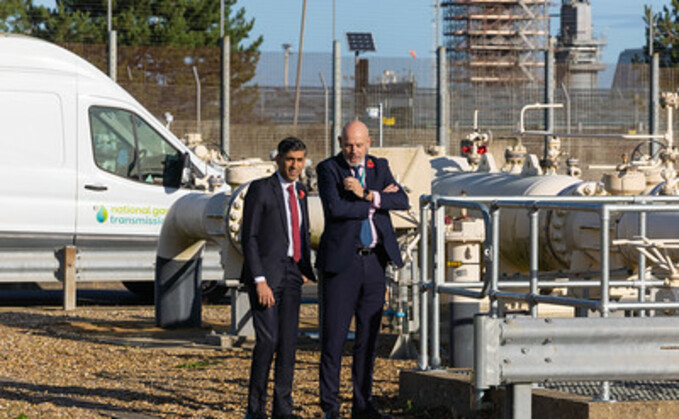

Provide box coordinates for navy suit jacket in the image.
[240,174,315,287]
[316,153,409,274]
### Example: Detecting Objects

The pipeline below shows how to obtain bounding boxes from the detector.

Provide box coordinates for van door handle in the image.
[84,184,108,191]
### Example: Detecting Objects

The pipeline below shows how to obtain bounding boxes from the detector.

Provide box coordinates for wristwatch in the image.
[363,189,370,200]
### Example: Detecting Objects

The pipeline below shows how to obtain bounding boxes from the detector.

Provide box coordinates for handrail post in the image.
[599,205,611,401]
[418,197,430,370]
[529,208,539,318]
[431,200,445,368]
[638,203,647,317]
[490,206,501,318]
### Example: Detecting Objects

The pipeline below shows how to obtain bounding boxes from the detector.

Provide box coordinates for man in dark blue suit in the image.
[241,137,316,419]
[316,121,409,419]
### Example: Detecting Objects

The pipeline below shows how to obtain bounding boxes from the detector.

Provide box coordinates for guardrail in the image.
[418,194,679,417]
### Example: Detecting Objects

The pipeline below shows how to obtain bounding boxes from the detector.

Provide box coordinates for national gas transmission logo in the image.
[95,205,108,223]
[94,204,167,226]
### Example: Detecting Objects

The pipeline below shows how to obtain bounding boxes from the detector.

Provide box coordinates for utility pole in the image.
[293,0,308,126]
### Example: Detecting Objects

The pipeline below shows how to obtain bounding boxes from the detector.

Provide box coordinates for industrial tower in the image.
[441,0,549,85]
[555,0,606,89]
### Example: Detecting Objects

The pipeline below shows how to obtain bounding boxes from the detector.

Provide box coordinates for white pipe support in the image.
[157,192,229,262]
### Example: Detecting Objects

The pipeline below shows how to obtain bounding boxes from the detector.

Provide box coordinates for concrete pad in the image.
[400,369,679,418]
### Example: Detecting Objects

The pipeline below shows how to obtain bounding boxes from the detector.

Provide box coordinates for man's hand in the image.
[256,282,275,308]
[302,275,309,283]
[343,176,364,198]
[382,183,399,193]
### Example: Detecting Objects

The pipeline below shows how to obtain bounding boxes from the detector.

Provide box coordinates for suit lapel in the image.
[296,183,308,242]
[365,155,376,189]
[335,153,353,179]
[269,174,289,244]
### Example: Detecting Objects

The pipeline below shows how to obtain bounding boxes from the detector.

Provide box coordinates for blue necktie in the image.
[354,165,373,247]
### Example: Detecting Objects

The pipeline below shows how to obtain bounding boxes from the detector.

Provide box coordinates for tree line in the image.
[0,0,263,122]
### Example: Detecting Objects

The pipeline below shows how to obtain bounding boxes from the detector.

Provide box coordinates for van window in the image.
[89,107,184,187]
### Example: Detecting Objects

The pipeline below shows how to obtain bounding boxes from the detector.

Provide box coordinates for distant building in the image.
[611,48,646,90]
[555,0,606,90]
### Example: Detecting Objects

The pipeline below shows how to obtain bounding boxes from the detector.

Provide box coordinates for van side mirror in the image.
[162,152,190,188]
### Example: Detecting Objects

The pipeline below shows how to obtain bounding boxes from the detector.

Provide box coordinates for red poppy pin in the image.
[298,189,305,199]
[366,159,375,169]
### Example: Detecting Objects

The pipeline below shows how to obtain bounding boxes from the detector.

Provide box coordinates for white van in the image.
[0,34,228,295]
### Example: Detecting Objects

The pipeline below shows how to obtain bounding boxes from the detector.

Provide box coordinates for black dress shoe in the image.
[244,413,267,419]
[273,415,300,419]
[323,411,341,419]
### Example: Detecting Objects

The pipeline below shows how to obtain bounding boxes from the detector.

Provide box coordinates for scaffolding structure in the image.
[442,0,549,85]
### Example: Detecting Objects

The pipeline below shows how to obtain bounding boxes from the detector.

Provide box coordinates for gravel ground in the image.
[0,303,455,418]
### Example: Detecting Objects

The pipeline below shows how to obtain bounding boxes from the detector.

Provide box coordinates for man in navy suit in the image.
[316,121,409,419]
[241,137,316,419]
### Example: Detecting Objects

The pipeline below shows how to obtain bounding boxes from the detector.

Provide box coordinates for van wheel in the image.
[201,281,229,303]
[121,281,228,303]
[122,281,154,302]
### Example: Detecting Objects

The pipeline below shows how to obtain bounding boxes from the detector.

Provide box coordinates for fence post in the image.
[332,40,342,157]
[61,246,77,311]
[437,46,449,153]
[220,35,230,157]
[543,37,555,163]
[650,53,660,157]
[108,30,117,82]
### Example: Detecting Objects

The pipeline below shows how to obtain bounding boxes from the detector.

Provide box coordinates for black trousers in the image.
[319,250,387,413]
[247,259,303,417]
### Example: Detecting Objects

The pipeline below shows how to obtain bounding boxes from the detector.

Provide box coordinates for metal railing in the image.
[417,194,679,413]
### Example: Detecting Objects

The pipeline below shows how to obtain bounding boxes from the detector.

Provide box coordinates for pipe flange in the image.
[226,183,251,253]
[547,182,607,267]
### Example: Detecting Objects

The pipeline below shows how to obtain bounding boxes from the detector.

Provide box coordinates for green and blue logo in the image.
[96,206,108,223]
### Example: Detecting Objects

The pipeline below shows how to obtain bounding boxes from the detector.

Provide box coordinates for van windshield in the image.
[89,107,185,187]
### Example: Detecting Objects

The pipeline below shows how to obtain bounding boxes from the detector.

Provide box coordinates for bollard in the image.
[59,246,77,311]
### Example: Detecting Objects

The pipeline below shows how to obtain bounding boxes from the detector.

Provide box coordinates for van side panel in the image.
[0,78,77,241]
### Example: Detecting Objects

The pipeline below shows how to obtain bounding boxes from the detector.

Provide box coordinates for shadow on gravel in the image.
[0,310,235,349]
[0,377,196,417]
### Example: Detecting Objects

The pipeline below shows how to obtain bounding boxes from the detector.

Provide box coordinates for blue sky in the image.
[244,1,667,64]
[32,1,668,64]
[33,0,670,85]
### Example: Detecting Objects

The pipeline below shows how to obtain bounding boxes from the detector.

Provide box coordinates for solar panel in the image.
[346,32,376,52]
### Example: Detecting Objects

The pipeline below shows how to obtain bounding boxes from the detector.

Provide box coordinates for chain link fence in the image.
[58,42,679,171]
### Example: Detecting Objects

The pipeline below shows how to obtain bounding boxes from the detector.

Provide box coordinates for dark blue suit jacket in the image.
[316,153,409,274]
[240,174,315,287]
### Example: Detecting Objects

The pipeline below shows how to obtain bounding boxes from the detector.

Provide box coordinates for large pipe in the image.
[155,193,229,328]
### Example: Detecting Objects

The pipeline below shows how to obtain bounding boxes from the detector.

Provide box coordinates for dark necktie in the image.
[354,165,373,247]
[287,184,302,262]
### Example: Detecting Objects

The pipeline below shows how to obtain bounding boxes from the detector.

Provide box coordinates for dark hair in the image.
[278,137,307,156]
